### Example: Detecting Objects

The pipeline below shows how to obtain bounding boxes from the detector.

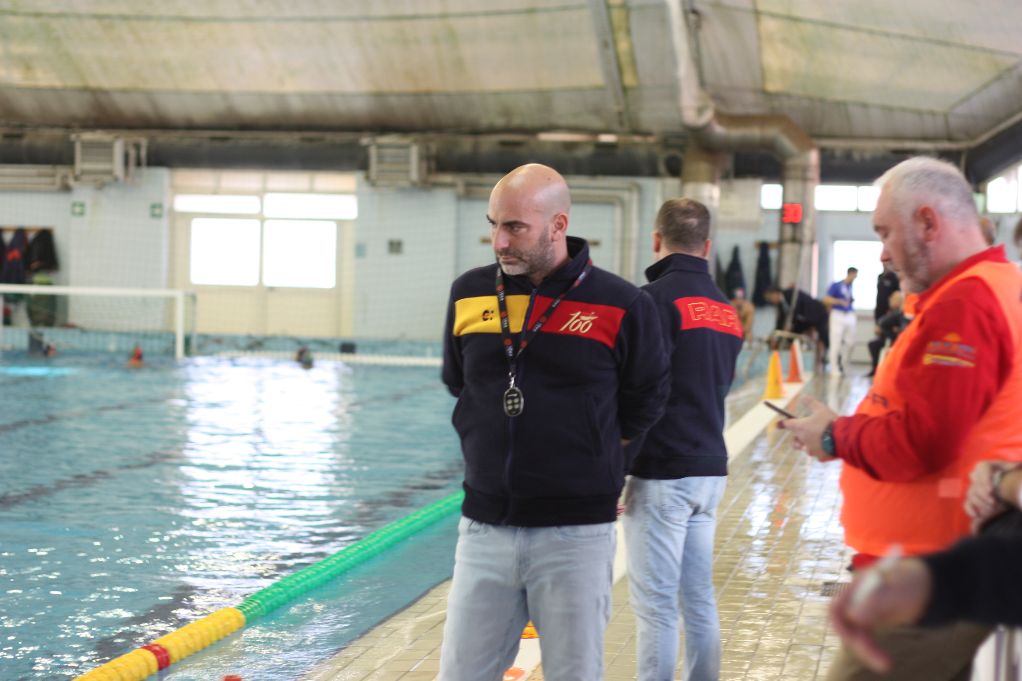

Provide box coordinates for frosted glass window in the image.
[174,194,261,214]
[832,240,882,311]
[263,193,358,220]
[815,185,858,212]
[190,219,260,286]
[987,176,1017,213]
[262,220,336,288]
[760,184,783,210]
[857,186,880,212]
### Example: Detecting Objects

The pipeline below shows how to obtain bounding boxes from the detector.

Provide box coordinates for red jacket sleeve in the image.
[833,278,1013,482]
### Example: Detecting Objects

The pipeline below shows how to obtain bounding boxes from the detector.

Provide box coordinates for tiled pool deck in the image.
[303,372,871,681]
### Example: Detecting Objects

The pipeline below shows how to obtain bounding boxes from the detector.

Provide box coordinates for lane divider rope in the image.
[72,491,465,681]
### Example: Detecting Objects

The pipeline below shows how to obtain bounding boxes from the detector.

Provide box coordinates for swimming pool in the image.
[0,342,768,680]
[0,355,462,680]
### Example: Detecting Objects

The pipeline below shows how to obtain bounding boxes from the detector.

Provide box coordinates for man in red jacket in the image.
[782,156,1022,681]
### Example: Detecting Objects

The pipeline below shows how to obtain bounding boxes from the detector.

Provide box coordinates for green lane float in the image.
[73,491,464,681]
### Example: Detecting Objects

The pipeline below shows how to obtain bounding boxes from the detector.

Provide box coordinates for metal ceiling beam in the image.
[588,0,630,131]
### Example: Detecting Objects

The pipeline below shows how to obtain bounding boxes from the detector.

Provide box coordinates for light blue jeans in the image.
[438,517,616,681]
[623,476,726,681]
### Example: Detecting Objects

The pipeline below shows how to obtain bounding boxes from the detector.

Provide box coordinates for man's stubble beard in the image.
[497,229,555,279]
[898,230,932,294]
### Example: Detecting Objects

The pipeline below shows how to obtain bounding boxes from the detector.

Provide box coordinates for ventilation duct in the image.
[0,164,70,191]
[366,138,430,187]
[72,134,147,187]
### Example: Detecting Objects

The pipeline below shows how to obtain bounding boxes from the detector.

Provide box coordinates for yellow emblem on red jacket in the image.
[922,332,977,368]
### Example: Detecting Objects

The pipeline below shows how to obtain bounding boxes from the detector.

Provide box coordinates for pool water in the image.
[0,344,767,680]
[0,355,462,680]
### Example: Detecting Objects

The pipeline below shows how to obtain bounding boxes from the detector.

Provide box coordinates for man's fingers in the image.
[829,588,892,673]
[798,395,822,411]
[843,629,893,673]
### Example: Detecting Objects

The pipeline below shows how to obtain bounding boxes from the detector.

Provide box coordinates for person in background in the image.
[965,459,1022,533]
[439,163,669,681]
[829,535,1022,674]
[127,345,144,368]
[729,286,755,342]
[831,461,1022,673]
[29,330,57,357]
[624,198,743,681]
[295,346,314,369]
[780,156,1022,681]
[824,267,858,375]
[865,290,905,378]
[874,263,899,322]
[764,286,829,369]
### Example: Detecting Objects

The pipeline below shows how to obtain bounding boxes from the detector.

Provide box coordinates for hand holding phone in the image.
[764,401,796,419]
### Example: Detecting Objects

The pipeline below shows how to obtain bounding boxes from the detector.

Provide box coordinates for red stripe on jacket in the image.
[675,296,743,338]
[526,297,626,349]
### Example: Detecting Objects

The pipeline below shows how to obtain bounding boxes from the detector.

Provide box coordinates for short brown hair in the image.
[655,198,710,252]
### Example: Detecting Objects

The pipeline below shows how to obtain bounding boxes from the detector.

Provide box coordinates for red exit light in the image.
[782,203,803,224]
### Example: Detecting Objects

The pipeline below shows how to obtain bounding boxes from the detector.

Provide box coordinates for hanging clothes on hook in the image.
[752,241,772,307]
[1,228,28,284]
[725,245,746,299]
[27,229,59,272]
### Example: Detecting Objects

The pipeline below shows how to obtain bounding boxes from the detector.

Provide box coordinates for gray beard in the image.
[498,249,556,280]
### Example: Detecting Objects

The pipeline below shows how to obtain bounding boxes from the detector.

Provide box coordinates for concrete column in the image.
[681,142,725,275]
[778,149,819,291]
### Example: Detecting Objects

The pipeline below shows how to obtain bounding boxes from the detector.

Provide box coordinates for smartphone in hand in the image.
[764,401,796,419]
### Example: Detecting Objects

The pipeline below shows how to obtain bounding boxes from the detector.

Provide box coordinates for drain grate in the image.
[820,581,851,597]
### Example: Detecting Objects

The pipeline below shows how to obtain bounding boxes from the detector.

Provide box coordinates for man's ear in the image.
[652,231,662,255]
[551,212,568,240]
[917,206,940,241]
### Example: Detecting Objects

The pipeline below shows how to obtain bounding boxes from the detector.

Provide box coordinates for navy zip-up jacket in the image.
[629,253,743,479]
[443,237,669,526]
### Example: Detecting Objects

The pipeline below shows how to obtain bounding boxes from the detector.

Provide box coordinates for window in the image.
[174,194,261,214]
[760,183,884,213]
[831,240,883,311]
[264,193,358,220]
[761,184,783,210]
[181,187,355,288]
[815,185,858,212]
[987,175,1018,214]
[857,186,880,212]
[262,220,337,288]
[189,219,261,286]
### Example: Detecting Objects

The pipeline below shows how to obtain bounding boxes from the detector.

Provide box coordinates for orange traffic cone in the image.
[786,341,803,383]
[763,350,785,399]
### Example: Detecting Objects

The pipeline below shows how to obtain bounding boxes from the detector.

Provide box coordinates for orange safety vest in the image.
[840,258,1022,556]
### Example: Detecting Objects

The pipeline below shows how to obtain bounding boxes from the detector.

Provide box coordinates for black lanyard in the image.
[494,259,592,382]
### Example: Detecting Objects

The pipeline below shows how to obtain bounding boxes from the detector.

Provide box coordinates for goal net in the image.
[0,284,196,360]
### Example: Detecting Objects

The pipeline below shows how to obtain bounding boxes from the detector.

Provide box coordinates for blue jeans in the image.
[623,476,726,681]
[438,517,616,681]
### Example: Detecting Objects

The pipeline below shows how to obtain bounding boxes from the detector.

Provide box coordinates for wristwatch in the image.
[821,422,836,457]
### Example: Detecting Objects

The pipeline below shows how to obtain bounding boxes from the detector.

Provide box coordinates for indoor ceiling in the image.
[1,0,1020,181]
